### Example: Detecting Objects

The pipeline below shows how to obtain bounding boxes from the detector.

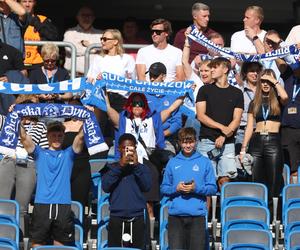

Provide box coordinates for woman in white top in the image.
[87,28,136,111]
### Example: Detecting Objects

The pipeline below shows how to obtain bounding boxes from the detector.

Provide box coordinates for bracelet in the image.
[274,82,279,86]
[184,45,190,48]
[252,35,259,42]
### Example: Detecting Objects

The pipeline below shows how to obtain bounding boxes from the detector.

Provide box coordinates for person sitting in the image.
[101,133,151,249]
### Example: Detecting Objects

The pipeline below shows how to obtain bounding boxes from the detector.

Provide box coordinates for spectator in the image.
[240,69,288,200]
[196,57,244,188]
[174,2,216,63]
[122,17,148,54]
[136,18,184,82]
[279,59,300,183]
[0,0,26,54]
[101,133,151,249]
[0,94,48,236]
[29,43,71,103]
[235,62,263,154]
[63,5,102,76]
[87,28,135,111]
[285,25,300,45]
[20,0,59,70]
[161,127,217,250]
[0,41,27,115]
[20,120,85,247]
[230,6,266,54]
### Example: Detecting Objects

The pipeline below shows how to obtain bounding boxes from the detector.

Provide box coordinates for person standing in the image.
[196,57,244,188]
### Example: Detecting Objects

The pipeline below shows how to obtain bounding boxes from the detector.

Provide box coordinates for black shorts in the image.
[31,203,75,245]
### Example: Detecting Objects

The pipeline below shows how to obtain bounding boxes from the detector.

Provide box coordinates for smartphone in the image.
[184,180,193,185]
[207,147,222,160]
[125,146,135,164]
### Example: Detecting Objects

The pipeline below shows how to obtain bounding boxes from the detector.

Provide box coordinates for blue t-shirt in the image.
[33,145,76,204]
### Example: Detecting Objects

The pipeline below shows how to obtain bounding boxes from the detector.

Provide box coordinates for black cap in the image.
[146,62,167,78]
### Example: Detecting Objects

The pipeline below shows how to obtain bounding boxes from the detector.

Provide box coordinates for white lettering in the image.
[11,84,32,92]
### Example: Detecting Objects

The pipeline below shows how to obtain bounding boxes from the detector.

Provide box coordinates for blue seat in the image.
[32,246,80,250]
[283,164,291,186]
[160,227,168,250]
[224,228,272,250]
[0,243,16,250]
[101,248,141,250]
[97,224,108,249]
[0,222,19,249]
[227,243,269,250]
[71,201,83,225]
[97,201,110,226]
[282,185,300,223]
[287,230,300,250]
[74,224,83,249]
[0,200,19,226]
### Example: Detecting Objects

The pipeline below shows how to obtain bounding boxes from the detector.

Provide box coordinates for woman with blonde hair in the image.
[240,69,288,200]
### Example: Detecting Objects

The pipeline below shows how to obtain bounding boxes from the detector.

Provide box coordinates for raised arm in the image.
[182,28,193,79]
[4,0,26,18]
[104,92,120,128]
[160,96,184,123]
[20,124,35,154]
[72,126,84,154]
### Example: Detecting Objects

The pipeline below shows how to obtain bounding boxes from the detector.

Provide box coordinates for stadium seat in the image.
[97,201,110,226]
[282,184,300,223]
[287,230,300,250]
[71,201,83,225]
[283,164,291,186]
[0,200,19,225]
[160,227,168,250]
[0,244,16,250]
[222,205,270,243]
[97,224,108,249]
[224,228,272,250]
[101,248,141,250]
[227,243,269,250]
[74,224,83,249]
[221,182,268,209]
[0,222,19,249]
[32,247,80,250]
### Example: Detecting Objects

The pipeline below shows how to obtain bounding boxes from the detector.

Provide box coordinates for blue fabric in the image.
[34,145,74,204]
[161,151,217,216]
[146,94,182,135]
[115,110,165,159]
[0,104,108,156]
[0,13,24,55]
[101,162,151,217]
[188,24,300,62]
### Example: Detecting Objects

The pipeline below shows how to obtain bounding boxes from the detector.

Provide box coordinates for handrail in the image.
[24,41,77,80]
[84,43,147,75]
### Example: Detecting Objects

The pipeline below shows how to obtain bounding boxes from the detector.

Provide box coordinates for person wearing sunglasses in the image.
[240,69,288,202]
[136,18,184,83]
[29,43,72,104]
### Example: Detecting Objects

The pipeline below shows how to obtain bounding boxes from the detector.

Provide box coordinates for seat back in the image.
[97,224,108,249]
[224,228,272,250]
[0,223,19,249]
[288,230,300,250]
[282,185,300,221]
[71,201,83,225]
[74,224,83,248]
[0,200,19,225]
[227,243,268,250]
[283,164,290,186]
[160,228,168,250]
[97,201,110,226]
[221,182,268,207]
[33,246,79,250]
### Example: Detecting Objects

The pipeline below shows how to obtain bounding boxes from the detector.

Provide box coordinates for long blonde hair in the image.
[251,69,281,117]
[100,29,124,57]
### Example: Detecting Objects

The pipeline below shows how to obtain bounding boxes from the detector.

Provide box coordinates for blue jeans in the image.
[197,139,237,178]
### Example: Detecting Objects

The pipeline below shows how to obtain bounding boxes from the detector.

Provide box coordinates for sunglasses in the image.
[132,101,145,107]
[44,59,56,63]
[261,80,271,85]
[100,37,115,42]
[151,29,165,35]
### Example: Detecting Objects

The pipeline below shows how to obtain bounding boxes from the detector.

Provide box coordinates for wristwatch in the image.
[252,35,259,42]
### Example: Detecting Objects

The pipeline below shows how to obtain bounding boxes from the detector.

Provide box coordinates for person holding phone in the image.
[161,127,217,250]
[101,133,151,249]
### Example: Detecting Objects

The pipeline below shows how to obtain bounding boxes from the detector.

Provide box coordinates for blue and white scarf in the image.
[0,104,108,156]
[188,25,300,62]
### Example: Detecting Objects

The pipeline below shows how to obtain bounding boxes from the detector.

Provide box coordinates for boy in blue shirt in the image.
[161,127,217,250]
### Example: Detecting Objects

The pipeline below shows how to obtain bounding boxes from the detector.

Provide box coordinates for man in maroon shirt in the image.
[173,2,216,63]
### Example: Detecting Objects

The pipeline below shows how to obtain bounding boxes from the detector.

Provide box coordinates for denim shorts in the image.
[197,139,237,178]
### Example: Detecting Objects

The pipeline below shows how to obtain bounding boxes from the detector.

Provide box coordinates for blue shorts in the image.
[197,139,237,178]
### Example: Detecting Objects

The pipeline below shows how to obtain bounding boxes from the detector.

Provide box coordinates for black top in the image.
[196,83,244,143]
[29,66,69,84]
[248,101,281,123]
[0,42,24,76]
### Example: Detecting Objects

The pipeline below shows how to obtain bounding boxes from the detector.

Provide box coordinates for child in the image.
[161,127,217,250]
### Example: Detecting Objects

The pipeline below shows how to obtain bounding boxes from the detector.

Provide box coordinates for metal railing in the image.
[84,43,147,75]
[24,41,77,79]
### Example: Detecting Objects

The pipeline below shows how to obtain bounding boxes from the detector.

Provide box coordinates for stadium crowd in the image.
[0,0,300,249]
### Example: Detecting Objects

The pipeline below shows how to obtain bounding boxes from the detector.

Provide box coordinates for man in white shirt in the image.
[136,18,184,82]
[63,5,102,75]
[230,6,266,54]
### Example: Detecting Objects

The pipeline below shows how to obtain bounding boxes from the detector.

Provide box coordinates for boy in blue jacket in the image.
[161,127,217,250]
[101,133,151,249]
